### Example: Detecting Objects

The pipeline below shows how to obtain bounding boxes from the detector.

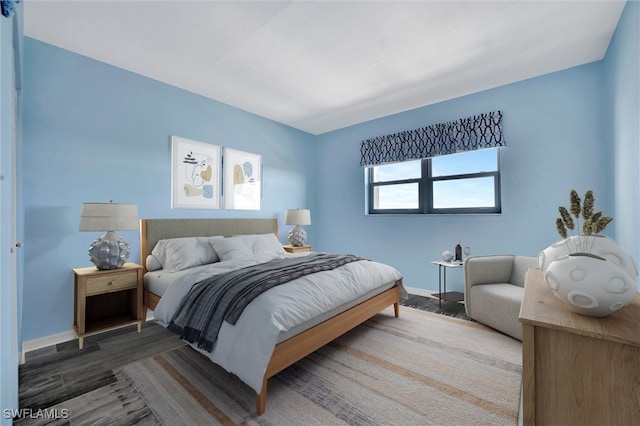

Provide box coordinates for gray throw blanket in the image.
[167,253,364,352]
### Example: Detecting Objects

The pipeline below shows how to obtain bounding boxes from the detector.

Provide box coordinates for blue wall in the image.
[21,39,317,341]
[20,1,639,342]
[603,0,640,276]
[313,0,639,294]
[315,63,609,293]
[1,6,23,420]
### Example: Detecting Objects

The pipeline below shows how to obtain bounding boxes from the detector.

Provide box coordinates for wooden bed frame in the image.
[139,218,401,415]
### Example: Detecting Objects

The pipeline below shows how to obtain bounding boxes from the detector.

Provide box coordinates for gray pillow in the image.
[151,236,223,272]
[210,233,285,261]
[145,254,163,271]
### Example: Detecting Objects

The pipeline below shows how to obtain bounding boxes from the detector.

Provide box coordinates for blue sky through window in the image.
[432,148,497,176]
[375,183,419,209]
[375,160,421,182]
[372,148,498,209]
[433,177,495,208]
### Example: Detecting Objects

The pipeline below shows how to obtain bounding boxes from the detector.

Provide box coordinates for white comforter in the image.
[152,252,404,393]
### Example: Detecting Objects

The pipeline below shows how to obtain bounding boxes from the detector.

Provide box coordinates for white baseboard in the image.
[20,330,75,364]
[20,310,156,364]
[404,286,436,298]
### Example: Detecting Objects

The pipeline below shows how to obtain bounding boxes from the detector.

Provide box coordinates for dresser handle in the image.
[108,281,114,286]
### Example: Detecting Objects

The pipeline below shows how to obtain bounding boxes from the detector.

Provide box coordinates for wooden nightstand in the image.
[283,244,312,253]
[72,262,144,349]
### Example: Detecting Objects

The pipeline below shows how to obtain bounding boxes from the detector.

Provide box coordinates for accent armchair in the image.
[463,255,538,340]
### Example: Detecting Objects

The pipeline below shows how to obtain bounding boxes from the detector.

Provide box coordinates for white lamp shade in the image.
[79,203,139,231]
[284,209,311,226]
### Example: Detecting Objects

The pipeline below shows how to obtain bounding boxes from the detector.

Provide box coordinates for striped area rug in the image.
[119,306,522,425]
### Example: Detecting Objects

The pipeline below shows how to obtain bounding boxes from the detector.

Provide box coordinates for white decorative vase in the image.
[538,236,638,317]
[539,235,638,278]
[288,225,307,247]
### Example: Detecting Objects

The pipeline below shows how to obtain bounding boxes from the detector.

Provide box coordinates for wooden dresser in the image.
[519,268,640,426]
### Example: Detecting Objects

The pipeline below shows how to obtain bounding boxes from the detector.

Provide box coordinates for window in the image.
[367,148,501,214]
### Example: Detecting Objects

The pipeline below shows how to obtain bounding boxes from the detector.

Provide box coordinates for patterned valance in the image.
[1,0,20,18]
[360,111,505,167]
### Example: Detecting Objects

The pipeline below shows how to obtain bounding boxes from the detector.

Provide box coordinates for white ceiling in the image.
[24,1,626,135]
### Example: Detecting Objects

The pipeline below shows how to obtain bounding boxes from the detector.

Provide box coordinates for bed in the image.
[140,218,405,415]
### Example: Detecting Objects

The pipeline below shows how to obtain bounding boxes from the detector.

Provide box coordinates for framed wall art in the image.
[171,136,221,209]
[223,148,262,210]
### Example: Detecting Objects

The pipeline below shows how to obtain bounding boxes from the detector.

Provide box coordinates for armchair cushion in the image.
[468,283,525,340]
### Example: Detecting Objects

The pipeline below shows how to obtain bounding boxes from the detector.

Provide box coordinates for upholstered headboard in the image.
[140,218,279,271]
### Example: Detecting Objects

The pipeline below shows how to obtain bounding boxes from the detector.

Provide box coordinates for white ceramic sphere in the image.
[442,250,454,262]
[288,225,307,247]
[538,238,571,272]
[544,254,637,317]
[538,235,638,279]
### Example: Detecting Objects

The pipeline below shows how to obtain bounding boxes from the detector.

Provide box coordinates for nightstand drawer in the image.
[85,271,138,295]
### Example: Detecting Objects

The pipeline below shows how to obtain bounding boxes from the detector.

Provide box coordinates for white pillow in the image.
[210,233,286,261]
[145,254,163,271]
[151,236,223,272]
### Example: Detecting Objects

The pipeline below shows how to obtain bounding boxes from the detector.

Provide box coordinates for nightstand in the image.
[283,244,312,253]
[72,262,144,349]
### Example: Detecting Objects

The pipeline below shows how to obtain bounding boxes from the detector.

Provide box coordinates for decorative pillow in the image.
[197,236,225,264]
[145,254,163,271]
[210,233,286,261]
[151,236,223,272]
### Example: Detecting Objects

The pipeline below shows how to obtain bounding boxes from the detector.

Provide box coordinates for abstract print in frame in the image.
[223,148,262,210]
[171,136,221,209]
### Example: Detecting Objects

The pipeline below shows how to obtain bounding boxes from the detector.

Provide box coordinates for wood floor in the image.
[402,293,472,321]
[16,295,467,424]
[19,322,185,414]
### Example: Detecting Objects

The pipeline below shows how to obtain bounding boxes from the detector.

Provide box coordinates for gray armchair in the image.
[463,255,538,340]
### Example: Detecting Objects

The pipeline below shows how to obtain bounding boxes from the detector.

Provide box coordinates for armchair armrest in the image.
[464,255,515,289]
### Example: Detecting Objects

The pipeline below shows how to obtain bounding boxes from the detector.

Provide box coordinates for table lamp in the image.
[79,201,138,270]
[284,208,311,247]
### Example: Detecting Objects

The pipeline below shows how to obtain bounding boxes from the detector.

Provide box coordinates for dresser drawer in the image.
[85,271,138,295]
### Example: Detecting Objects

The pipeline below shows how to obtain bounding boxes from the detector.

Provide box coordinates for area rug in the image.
[118,306,522,425]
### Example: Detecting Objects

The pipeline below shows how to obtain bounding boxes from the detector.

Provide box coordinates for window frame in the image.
[367,149,501,215]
